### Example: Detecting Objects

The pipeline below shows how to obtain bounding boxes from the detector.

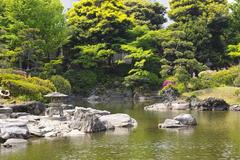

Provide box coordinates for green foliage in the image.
[233,75,240,87]
[159,30,206,79]
[190,66,240,90]
[124,0,166,30]
[64,70,97,95]
[0,72,55,100]
[168,0,229,68]
[50,75,71,94]
[123,69,160,90]
[0,0,67,73]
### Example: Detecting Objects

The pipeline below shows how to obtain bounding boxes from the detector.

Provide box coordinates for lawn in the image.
[183,86,240,105]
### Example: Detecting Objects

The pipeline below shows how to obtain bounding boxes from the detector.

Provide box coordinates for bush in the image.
[189,66,240,91]
[64,69,97,95]
[124,69,161,90]
[0,73,55,101]
[233,75,240,87]
[50,75,71,94]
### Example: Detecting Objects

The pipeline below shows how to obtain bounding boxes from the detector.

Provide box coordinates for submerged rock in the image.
[159,114,197,129]
[2,138,28,148]
[144,103,170,111]
[195,97,229,111]
[172,102,190,110]
[99,114,137,128]
[158,119,186,128]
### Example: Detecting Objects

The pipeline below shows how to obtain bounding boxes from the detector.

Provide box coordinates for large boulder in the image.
[7,101,46,115]
[70,107,111,133]
[144,103,170,111]
[158,119,186,128]
[0,119,30,140]
[195,98,229,111]
[173,114,197,125]
[99,114,137,128]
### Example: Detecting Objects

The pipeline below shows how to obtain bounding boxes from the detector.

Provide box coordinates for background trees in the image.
[1,0,240,96]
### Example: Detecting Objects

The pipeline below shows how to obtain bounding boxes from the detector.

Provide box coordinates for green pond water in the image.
[1,101,240,160]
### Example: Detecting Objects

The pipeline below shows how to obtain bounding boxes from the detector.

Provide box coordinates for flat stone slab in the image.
[144,103,170,111]
[99,114,137,127]
[2,138,28,148]
[0,107,13,114]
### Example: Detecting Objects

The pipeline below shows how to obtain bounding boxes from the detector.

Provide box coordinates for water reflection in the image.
[1,101,240,160]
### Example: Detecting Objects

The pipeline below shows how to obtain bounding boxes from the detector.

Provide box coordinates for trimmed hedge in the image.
[0,73,56,101]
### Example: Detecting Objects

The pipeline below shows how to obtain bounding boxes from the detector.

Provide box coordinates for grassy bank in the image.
[183,86,240,105]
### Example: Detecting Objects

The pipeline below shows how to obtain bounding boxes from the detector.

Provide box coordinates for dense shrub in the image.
[233,75,240,87]
[189,66,240,91]
[0,73,55,101]
[64,70,97,95]
[50,75,71,94]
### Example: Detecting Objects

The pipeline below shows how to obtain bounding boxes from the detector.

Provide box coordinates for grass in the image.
[183,86,240,105]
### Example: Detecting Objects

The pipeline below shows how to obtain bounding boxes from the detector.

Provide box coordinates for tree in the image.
[67,0,133,70]
[124,0,166,30]
[159,29,205,81]
[7,0,68,59]
[168,0,229,68]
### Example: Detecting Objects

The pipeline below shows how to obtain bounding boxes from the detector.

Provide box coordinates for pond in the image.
[1,101,240,160]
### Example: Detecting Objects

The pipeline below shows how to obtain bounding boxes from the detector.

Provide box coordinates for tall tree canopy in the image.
[124,0,167,30]
[168,0,229,68]
[0,0,67,72]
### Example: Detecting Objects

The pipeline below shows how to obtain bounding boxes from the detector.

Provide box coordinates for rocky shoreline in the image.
[144,97,233,112]
[0,104,137,148]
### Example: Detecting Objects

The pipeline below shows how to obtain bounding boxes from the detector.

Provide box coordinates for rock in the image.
[230,105,240,111]
[70,107,108,133]
[2,138,28,148]
[99,114,137,128]
[10,112,30,118]
[173,114,197,125]
[0,107,13,114]
[0,114,9,119]
[0,119,30,140]
[195,97,229,111]
[171,102,190,110]
[63,130,85,137]
[7,101,45,115]
[158,119,186,128]
[144,103,170,111]
[87,95,102,103]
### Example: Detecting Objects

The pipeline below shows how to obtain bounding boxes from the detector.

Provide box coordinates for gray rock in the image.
[7,101,45,115]
[70,107,108,133]
[87,95,102,103]
[195,97,229,111]
[2,138,28,148]
[0,119,30,140]
[230,105,240,111]
[144,103,171,111]
[171,102,190,110]
[10,112,30,118]
[158,119,186,128]
[173,114,197,125]
[0,114,9,119]
[0,107,13,114]
[63,130,85,137]
[99,114,137,128]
